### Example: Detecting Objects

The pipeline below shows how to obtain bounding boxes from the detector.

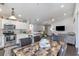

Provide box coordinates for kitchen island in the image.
[12,40,67,56]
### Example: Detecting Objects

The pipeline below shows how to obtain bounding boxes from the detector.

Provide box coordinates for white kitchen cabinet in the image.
[16,21,22,29]
[0,19,29,48]
[65,35,76,45]
[0,19,28,30]
[0,19,2,29]
[2,19,12,24]
[0,35,4,48]
[15,21,27,29]
[2,19,13,29]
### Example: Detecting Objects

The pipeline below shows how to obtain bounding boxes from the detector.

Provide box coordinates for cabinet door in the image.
[15,21,21,29]
[0,36,4,48]
[66,36,76,44]
[0,19,2,29]
[15,21,27,29]
[2,19,13,29]
[2,20,12,24]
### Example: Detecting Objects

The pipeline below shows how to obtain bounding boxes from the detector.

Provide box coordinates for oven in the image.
[3,24,16,42]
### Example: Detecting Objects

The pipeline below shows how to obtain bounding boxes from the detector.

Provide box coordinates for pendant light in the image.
[9,8,17,20]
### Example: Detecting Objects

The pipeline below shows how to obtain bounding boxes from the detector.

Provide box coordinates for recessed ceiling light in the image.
[36,18,39,21]
[60,4,64,8]
[64,13,67,16]
[0,8,2,12]
[18,14,22,17]
[52,18,55,22]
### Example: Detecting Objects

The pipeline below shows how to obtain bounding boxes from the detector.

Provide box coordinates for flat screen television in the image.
[56,26,65,31]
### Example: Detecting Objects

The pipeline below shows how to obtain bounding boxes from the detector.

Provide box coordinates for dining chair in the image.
[58,44,67,56]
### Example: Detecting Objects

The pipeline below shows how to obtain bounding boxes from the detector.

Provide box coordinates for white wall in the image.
[73,3,79,54]
[33,24,43,32]
[33,17,74,35]
[50,17,74,34]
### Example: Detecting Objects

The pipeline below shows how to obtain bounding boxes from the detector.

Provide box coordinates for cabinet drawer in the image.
[66,38,75,44]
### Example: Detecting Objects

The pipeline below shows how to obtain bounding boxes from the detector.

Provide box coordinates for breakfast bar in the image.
[12,40,67,56]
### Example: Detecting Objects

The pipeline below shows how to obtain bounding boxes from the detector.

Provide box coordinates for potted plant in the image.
[41,31,48,38]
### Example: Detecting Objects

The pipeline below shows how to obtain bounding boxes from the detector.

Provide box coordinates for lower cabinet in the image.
[65,35,76,45]
[16,34,28,44]
[0,35,4,48]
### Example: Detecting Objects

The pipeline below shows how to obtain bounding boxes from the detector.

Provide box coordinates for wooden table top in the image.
[13,41,63,56]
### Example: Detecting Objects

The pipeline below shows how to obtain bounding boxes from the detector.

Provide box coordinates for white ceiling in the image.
[0,3,75,25]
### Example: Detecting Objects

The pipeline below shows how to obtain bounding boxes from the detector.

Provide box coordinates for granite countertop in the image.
[12,41,63,56]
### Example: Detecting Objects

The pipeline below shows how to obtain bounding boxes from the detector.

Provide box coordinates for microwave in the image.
[4,24,15,30]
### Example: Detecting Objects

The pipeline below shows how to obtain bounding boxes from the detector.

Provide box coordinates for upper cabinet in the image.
[13,20,28,29]
[0,19,29,30]
[1,19,13,29]
[2,19,12,24]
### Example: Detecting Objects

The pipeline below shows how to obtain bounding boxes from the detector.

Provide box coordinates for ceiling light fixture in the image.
[0,8,2,12]
[52,18,55,22]
[64,13,67,16]
[18,14,22,17]
[60,4,64,8]
[9,8,17,20]
[36,18,39,21]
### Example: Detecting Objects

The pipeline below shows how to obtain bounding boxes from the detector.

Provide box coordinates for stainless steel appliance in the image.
[3,24,16,41]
